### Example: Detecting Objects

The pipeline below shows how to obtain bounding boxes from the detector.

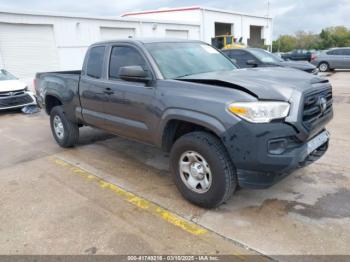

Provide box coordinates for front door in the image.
[102,45,156,143]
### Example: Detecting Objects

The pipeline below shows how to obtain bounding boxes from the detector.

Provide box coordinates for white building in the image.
[123,6,273,48]
[0,7,272,82]
[0,10,200,81]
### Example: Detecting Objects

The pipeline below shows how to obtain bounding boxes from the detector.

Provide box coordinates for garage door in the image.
[100,27,135,41]
[165,29,189,39]
[0,23,59,79]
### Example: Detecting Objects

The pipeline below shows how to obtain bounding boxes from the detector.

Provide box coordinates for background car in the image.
[311,47,350,72]
[273,52,285,58]
[281,49,313,61]
[222,48,318,74]
[0,69,36,111]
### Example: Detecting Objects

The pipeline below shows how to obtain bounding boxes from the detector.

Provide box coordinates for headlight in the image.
[228,101,290,123]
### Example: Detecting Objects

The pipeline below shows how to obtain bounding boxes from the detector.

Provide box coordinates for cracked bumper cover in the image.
[221,121,329,189]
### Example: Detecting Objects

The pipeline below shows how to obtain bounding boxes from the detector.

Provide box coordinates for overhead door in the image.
[100,27,135,41]
[248,26,264,48]
[165,29,189,39]
[0,23,59,79]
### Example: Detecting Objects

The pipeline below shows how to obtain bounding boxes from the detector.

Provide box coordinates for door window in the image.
[86,46,105,79]
[109,46,147,79]
[327,49,343,55]
[230,50,257,67]
[342,49,350,56]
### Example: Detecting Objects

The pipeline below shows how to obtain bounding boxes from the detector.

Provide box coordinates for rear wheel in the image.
[318,62,330,72]
[170,131,237,208]
[50,106,79,148]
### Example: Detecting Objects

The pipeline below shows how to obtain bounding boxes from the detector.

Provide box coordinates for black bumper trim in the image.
[221,121,329,188]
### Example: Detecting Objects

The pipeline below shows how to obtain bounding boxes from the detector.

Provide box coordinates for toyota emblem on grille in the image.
[9,92,14,96]
[318,97,327,113]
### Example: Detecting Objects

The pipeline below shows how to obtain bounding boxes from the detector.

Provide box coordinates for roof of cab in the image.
[92,38,203,46]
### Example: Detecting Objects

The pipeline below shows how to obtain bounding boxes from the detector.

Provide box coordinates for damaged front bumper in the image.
[221,121,330,189]
[0,91,37,110]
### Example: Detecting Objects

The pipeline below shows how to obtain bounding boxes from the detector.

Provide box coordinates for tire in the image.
[318,62,330,72]
[170,131,237,208]
[50,106,79,148]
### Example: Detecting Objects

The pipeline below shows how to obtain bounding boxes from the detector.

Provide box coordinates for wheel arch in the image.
[45,94,63,115]
[158,109,226,152]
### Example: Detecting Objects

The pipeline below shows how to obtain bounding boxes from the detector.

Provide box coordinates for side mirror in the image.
[246,60,258,67]
[119,66,151,82]
[230,58,237,64]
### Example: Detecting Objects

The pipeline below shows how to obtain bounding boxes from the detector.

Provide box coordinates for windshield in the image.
[145,42,237,79]
[0,69,17,81]
[249,49,283,63]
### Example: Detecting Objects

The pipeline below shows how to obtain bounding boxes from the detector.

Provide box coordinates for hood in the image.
[177,67,327,101]
[278,60,316,71]
[0,80,26,92]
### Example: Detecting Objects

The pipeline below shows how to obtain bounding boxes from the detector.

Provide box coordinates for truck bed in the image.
[35,70,82,115]
[36,70,81,79]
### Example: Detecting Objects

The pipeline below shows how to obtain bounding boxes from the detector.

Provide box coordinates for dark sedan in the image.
[222,48,318,74]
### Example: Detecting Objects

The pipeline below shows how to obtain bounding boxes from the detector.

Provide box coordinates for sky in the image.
[0,0,349,38]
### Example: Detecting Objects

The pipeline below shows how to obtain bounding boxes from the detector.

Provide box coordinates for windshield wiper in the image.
[175,73,196,78]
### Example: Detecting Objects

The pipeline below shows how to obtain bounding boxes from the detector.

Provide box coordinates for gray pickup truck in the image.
[35,39,333,208]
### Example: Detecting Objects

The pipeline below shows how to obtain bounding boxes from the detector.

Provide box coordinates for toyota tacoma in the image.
[35,39,333,208]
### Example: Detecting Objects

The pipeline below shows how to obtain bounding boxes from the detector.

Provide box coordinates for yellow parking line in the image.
[51,157,208,236]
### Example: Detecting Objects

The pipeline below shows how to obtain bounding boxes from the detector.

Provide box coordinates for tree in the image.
[294,31,321,50]
[272,26,350,52]
[272,35,297,52]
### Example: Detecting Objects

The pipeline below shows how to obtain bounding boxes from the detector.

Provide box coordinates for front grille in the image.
[302,88,333,130]
[0,93,33,108]
[0,89,26,97]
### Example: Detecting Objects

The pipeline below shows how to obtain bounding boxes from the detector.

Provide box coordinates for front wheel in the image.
[318,62,330,72]
[50,106,79,148]
[170,131,237,208]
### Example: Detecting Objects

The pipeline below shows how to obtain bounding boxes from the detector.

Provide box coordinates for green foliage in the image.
[272,26,350,52]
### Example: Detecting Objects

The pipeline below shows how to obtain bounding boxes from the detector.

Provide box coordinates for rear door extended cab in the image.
[35,39,333,208]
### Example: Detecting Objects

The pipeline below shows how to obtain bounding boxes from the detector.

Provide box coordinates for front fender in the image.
[155,108,226,147]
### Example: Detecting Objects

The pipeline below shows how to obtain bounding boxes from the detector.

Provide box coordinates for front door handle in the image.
[103,88,114,95]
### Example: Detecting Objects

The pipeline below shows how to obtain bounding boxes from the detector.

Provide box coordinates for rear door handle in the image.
[103,88,114,95]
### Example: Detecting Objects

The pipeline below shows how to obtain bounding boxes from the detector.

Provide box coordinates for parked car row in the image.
[222,46,350,73]
[222,48,318,74]
[276,47,350,72]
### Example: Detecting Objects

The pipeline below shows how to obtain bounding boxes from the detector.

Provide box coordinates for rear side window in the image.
[327,49,343,55]
[86,46,105,79]
[343,49,350,55]
[109,46,146,79]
